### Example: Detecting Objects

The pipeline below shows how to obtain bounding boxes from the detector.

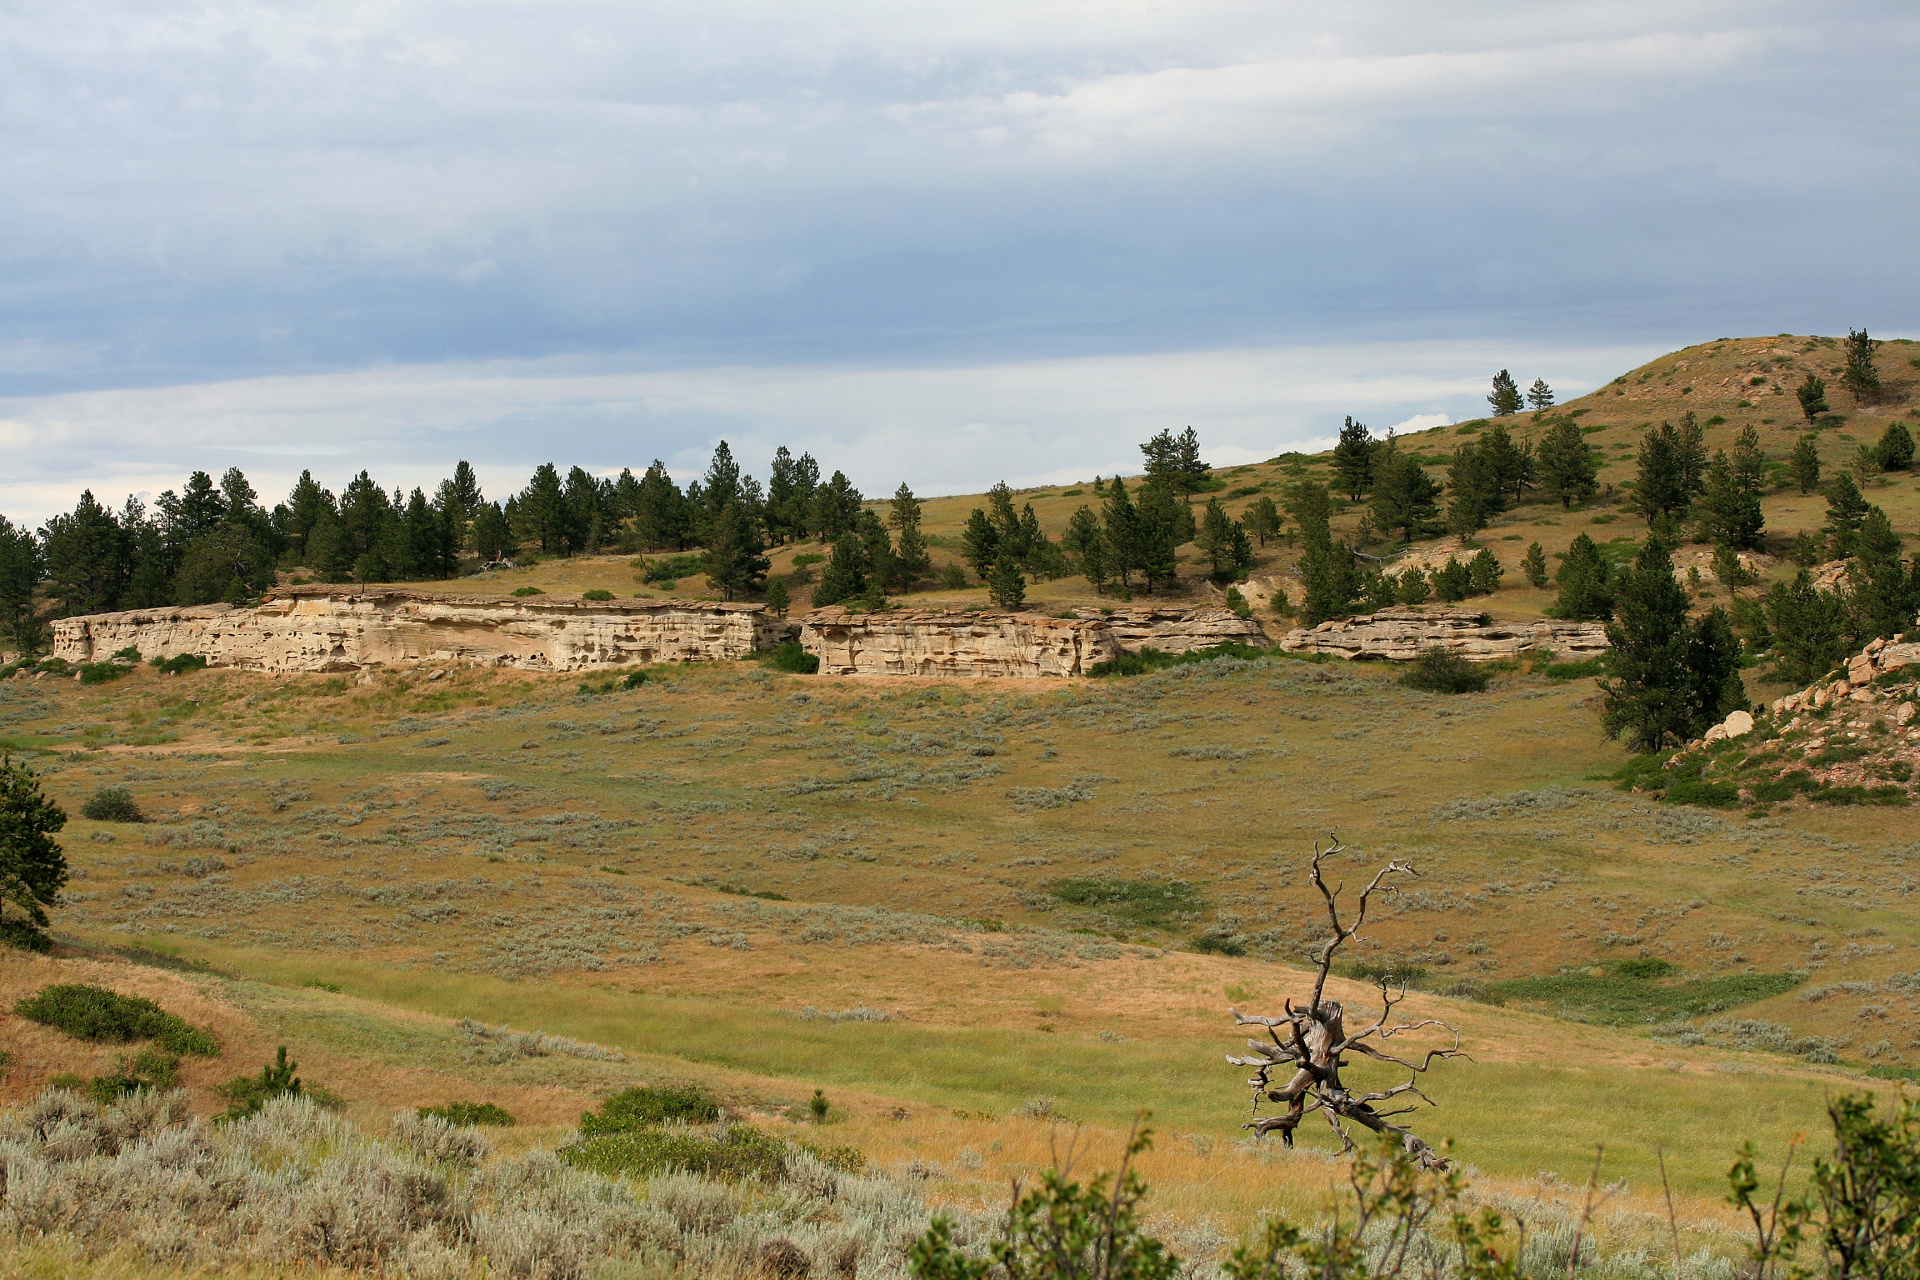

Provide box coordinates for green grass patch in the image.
[1484,971,1802,1026]
[1046,877,1203,926]
[14,984,221,1055]
[1544,657,1606,681]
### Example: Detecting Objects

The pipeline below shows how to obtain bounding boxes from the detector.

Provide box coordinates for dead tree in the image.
[1226,835,1464,1170]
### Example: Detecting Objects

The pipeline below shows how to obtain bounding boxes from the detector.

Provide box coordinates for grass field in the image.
[5,333,1920,1273]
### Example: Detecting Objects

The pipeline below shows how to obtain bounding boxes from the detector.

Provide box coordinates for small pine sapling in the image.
[1466,547,1504,595]
[1521,541,1549,588]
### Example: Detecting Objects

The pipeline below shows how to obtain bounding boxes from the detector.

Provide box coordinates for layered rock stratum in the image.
[52,588,790,673]
[1277,606,1609,662]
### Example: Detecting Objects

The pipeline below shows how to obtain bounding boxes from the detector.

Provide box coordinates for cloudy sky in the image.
[2,1,1915,522]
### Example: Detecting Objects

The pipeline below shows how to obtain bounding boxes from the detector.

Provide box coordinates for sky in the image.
[2,1,1916,523]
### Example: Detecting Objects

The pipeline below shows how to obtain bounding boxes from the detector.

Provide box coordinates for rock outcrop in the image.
[1074,606,1269,655]
[1661,629,1920,804]
[799,608,1116,677]
[1278,607,1609,662]
[51,588,792,673]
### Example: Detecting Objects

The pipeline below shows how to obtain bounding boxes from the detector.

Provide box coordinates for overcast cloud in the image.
[2,1,1915,520]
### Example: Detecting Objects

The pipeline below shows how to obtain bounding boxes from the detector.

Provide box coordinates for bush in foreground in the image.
[80,785,146,822]
[15,984,219,1056]
[1398,646,1491,694]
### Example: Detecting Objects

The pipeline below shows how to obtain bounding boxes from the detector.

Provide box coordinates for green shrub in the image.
[1398,647,1491,694]
[111,646,142,660]
[565,1122,790,1182]
[512,586,544,596]
[216,1046,341,1120]
[1047,878,1203,927]
[581,588,615,601]
[85,1047,182,1102]
[1544,656,1606,681]
[1,917,55,952]
[765,641,819,674]
[78,662,131,685]
[1614,957,1679,979]
[1089,641,1270,677]
[14,984,220,1055]
[37,658,71,676]
[81,786,146,823]
[1191,933,1246,957]
[148,654,207,675]
[640,554,706,584]
[419,1100,517,1126]
[1338,958,1430,987]
[581,1084,722,1133]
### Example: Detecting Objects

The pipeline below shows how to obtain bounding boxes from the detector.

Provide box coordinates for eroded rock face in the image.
[799,607,1116,677]
[51,588,792,673]
[1075,606,1270,655]
[1277,606,1608,662]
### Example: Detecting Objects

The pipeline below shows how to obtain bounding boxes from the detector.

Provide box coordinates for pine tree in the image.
[1482,421,1533,502]
[1133,480,1183,592]
[1196,498,1237,582]
[1796,372,1830,423]
[1601,538,1736,752]
[1228,521,1254,578]
[857,510,896,595]
[1844,507,1920,643]
[1526,379,1554,411]
[1536,419,1599,509]
[1675,412,1709,495]
[1290,481,1357,625]
[1467,547,1504,595]
[812,532,867,607]
[1875,422,1916,472]
[40,490,123,617]
[700,502,771,602]
[0,516,47,657]
[1695,450,1765,550]
[518,465,569,555]
[893,525,933,591]
[1140,428,1211,495]
[1332,417,1375,501]
[1824,472,1872,558]
[765,447,800,545]
[1787,530,1823,567]
[1631,423,1691,522]
[765,577,790,616]
[1842,328,1882,404]
[1395,567,1430,605]
[1102,479,1142,595]
[1487,369,1523,416]
[633,461,691,551]
[888,483,923,531]
[959,509,1000,582]
[1445,440,1504,536]
[1432,558,1471,602]
[0,753,68,936]
[1244,496,1282,547]
[1062,506,1109,594]
[1762,570,1852,685]
[1521,541,1549,588]
[472,502,512,562]
[1553,533,1614,621]
[1790,434,1822,495]
[448,461,483,529]
[810,472,862,541]
[988,556,1027,611]
[1368,446,1441,542]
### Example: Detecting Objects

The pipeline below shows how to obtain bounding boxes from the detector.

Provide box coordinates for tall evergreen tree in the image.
[1289,480,1357,626]
[1134,480,1183,593]
[1845,508,1920,643]
[1062,505,1109,594]
[987,555,1027,610]
[811,471,862,541]
[699,501,771,602]
[1331,417,1375,501]
[0,754,67,936]
[40,491,123,617]
[1445,439,1505,536]
[518,464,569,556]
[1762,570,1852,686]
[1101,478,1143,594]
[894,523,933,591]
[1140,427,1211,495]
[1841,328,1882,404]
[787,453,821,539]
[1631,422,1692,522]
[766,447,801,544]
[1823,472,1872,559]
[1600,538,1741,752]
[959,508,1000,582]
[283,470,335,561]
[1487,369,1523,416]
[1526,378,1554,411]
[447,461,483,528]
[472,502,513,562]
[1195,498,1238,582]
[1520,541,1549,588]
[1244,495,1282,547]
[1796,372,1829,422]
[1481,421,1533,502]
[812,531,867,607]
[856,510,896,596]
[1553,533,1614,621]
[1536,418,1599,509]
[1790,434,1823,495]
[1675,412,1709,494]
[1695,450,1765,550]
[0,516,47,657]
[634,461,691,551]
[1368,445,1440,543]
[888,483,923,531]
[561,466,600,553]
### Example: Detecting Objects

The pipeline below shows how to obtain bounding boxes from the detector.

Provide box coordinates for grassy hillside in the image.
[7,334,1920,1273]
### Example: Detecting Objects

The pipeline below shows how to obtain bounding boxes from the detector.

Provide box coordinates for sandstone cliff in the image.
[51,588,792,673]
[799,608,1115,677]
[1278,606,1608,662]
[1073,605,1270,655]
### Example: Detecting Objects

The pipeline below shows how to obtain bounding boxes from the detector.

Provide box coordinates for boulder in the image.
[1722,710,1754,738]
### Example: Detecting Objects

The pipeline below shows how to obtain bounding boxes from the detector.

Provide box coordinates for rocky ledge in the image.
[797,605,1266,677]
[51,588,793,673]
[1277,606,1609,662]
